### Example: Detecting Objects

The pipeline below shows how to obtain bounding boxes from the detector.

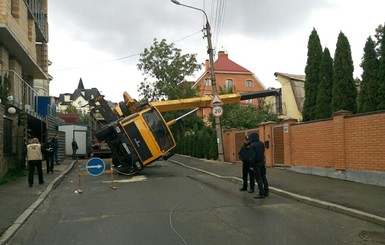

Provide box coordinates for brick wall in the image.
[264,110,385,172]
[227,110,385,173]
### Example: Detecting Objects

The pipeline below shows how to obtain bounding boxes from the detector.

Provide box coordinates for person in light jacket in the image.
[27,138,44,187]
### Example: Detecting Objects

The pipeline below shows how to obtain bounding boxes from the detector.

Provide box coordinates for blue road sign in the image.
[86,157,105,176]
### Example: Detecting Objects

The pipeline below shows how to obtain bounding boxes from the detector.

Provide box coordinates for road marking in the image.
[102,175,147,183]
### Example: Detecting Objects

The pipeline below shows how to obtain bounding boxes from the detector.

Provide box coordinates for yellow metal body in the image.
[149,93,243,112]
[116,106,176,167]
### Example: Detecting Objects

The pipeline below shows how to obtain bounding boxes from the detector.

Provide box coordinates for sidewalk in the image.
[0,158,76,245]
[1,155,385,244]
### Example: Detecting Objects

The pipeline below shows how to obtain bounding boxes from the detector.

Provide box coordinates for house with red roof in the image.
[192,51,265,118]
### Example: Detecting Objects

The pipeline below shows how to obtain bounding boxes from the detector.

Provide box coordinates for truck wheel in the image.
[119,102,131,117]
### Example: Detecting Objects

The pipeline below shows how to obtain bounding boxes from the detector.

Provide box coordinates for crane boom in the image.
[150,89,281,112]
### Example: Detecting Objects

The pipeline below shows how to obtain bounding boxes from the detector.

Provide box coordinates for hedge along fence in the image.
[175,127,218,160]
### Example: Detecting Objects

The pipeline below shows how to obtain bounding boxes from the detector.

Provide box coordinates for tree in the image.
[358,36,379,113]
[376,24,385,110]
[137,38,201,101]
[315,47,333,119]
[212,101,278,130]
[64,104,78,113]
[303,28,323,121]
[331,31,357,113]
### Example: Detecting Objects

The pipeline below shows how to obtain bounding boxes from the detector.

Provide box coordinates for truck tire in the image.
[119,101,131,117]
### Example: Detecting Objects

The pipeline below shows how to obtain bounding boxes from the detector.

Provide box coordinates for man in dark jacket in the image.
[238,136,255,193]
[248,133,269,198]
[42,138,54,173]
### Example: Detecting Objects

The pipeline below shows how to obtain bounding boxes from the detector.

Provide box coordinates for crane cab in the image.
[95,106,176,174]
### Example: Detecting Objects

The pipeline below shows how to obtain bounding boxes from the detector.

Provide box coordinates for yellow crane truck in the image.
[88,89,280,174]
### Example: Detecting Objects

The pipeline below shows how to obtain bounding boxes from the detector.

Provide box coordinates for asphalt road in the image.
[7,159,382,245]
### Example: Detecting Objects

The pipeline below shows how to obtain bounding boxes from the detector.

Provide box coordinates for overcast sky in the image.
[48,0,385,102]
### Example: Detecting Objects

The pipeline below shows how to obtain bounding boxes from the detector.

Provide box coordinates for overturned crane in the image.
[88,89,281,174]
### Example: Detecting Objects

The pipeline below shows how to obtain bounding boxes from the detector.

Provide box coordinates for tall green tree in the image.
[137,38,201,101]
[315,47,333,119]
[358,36,379,113]
[376,24,385,110]
[303,28,323,121]
[331,31,357,113]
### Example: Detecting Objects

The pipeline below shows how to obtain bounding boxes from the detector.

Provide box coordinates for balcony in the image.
[24,0,48,42]
[1,70,44,120]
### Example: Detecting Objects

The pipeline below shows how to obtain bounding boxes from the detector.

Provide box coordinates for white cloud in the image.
[48,0,385,102]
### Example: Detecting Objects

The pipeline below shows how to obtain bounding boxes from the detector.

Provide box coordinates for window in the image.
[225,79,233,89]
[246,80,253,88]
[205,78,212,86]
[246,99,253,104]
[143,109,174,152]
[3,118,12,154]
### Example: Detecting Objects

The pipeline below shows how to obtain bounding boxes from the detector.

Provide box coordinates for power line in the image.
[50,30,203,72]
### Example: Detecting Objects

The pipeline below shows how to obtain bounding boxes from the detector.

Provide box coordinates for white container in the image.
[58,125,89,157]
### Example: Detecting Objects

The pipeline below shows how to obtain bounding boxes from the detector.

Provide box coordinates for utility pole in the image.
[171,0,224,161]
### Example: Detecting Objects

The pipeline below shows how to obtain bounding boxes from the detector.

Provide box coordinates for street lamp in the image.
[171,0,224,161]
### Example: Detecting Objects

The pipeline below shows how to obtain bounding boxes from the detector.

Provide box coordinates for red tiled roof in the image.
[213,51,251,73]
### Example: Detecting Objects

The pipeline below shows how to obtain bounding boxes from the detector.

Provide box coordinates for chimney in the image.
[205,59,210,71]
[218,50,228,58]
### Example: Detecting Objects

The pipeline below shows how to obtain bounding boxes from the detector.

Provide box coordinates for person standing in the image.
[238,135,255,193]
[51,134,60,165]
[248,133,269,199]
[72,139,79,160]
[26,138,44,187]
[42,138,54,173]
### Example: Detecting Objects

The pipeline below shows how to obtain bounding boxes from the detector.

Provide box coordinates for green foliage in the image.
[216,101,278,130]
[358,36,380,113]
[137,38,201,101]
[0,74,11,105]
[64,104,78,113]
[174,125,218,160]
[77,114,91,125]
[303,28,323,121]
[331,31,357,113]
[376,24,385,110]
[315,47,333,119]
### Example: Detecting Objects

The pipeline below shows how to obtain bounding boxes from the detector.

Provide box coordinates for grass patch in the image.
[0,168,27,185]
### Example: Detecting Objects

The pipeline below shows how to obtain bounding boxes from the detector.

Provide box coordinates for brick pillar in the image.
[332,110,352,170]
[259,121,277,167]
[282,117,298,166]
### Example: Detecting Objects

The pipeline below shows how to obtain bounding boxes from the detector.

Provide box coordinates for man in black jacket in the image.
[42,139,54,173]
[238,136,255,193]
[248,133,269,198]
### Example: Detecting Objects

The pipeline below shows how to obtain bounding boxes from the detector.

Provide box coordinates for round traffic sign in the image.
[86,157,106,176]
[212,105,224,117]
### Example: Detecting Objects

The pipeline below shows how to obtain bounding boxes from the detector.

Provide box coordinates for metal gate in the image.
[272,125,284,165]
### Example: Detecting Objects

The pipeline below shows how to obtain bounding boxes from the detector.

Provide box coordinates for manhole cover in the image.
[359,231,385,244]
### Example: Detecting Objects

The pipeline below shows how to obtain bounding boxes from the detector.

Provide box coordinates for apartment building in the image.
[0,0,50,176]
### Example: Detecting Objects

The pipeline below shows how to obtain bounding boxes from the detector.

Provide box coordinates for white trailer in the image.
[58,125,90,157]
